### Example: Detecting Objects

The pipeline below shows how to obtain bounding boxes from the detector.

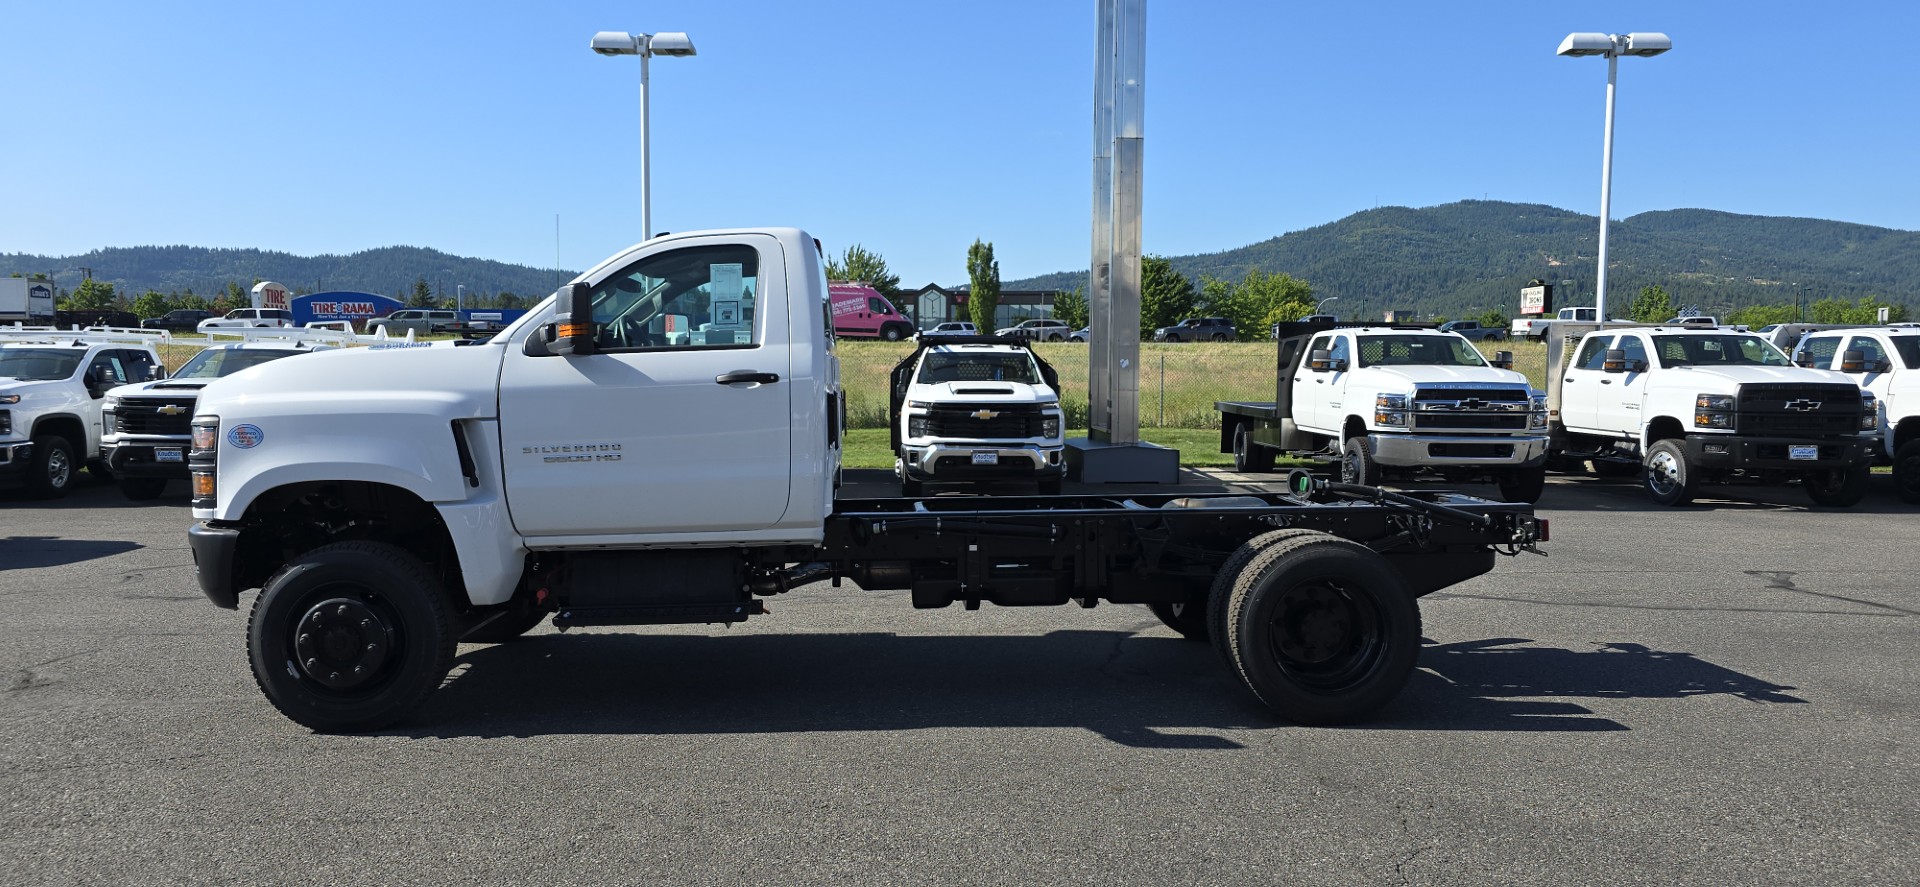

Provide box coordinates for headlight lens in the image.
[1042,416,1061,439]
[1530,394,1548,429]
[1695,394,1735,411]
[907,416,928,438]
[907,400,932,409]
[1695,393,1735,429]
[191,418,220,453]
[101,396,119,412]
[0,394,19,405]
[1861,393,1879,431]
[1374,393,1409,427]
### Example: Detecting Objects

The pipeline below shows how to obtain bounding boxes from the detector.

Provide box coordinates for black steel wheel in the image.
[1896,440,1920,504]
[1496,466,1547,503]
[1804,464,1869,508]
[1340,435,1378,486]
[25,434,75,499]
[1233,425,1274,473]
[1643,439,1696,506]
[118,477,168,500]
[1147,600,1210,642]
[1221,533,1420,725]
[1204,529,1328,669]
[248,541,455,732]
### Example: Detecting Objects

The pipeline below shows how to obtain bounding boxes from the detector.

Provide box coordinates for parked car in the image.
[1152,317,1235,342]
[197,308,294,331]
[1439,319,1508,341]
[1069,327,1089,343]
[141,309,215,332]
[1662,316,1719,326]
[993,319,1073,342]
[366,309,458,335]
[914,321,978,339]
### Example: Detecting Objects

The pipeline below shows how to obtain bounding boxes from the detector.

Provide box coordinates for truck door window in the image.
[1891,338,1920,370]
[87,352,127,385]
[1846,336,1888,366]
[1327,336,1350,367]
[1797,336,1840,367]
[1574,336,1613,370]
[588,244,760,351]
[1618,335,1648,368]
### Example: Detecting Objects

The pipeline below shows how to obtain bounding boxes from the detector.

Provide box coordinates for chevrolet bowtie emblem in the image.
[971,409,1000,420]
[157,404,187,416]
[1784,399,1822,412]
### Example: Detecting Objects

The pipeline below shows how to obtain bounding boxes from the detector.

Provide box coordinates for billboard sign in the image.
[291,292,405,327]
[252,280,292,310]
[1519,281,1553,317]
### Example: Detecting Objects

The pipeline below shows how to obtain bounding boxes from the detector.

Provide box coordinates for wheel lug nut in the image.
[335,604,349,617]
[330,671,340,681]
[305,658,318,670]
[360,619,371,628]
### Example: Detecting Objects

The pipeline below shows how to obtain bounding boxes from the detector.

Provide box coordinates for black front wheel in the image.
[1219,533,1420,725]
[1804,464,1868,508]
[1643,439,1696,506]
[1233,425,1274,473]
[1340,436,1379,487]
[1893,440,1920,504]
[25,434,76,499]
[1496,466,1547,503]
[248,541,456,733]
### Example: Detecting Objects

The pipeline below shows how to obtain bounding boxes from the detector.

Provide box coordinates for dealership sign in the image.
[291,291,405,326]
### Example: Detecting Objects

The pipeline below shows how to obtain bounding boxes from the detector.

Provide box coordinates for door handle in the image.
[1600,379,1612,385]
[715,370,780,385]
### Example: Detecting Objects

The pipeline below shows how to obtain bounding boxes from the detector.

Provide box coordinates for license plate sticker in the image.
[971,451,999,465]
[155,448,184,463]
[1788,445,1818,461]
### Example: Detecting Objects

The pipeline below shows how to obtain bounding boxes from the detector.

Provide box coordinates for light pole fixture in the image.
[1316,296,1339,316]
[591,29,698,241]
[1557,31,1670,325]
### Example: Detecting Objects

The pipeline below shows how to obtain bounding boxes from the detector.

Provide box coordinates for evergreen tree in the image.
[826,244,902,298]
[1053,285,1088,329]
[410,277,435,308]
[966,240,1000,331]
[1139,256,1195,334]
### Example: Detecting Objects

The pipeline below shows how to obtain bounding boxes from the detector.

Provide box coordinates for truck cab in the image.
[1549,325,1875,506]
[1792,326,1920,501]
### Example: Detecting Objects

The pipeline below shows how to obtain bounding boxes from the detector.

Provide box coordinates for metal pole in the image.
[1595,48,1618,323]
[639,39,653,241]
[1088,0,1115,440]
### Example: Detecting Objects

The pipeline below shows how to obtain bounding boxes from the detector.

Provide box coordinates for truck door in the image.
[1322,334,1355,432]
[1559,335,1613,434]
[1846,335,1895,401]
[497,235,792,538]
[1293,334,1335,432]
[1594,333,1650,436]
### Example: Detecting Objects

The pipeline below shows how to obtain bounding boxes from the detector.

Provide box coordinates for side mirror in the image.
[1792,349,1818,368]
[1839,349,1865,373]
[146,365,166,381]
[547,282,598,357]
[1873,358,1893,374]
[1601,348,1628,373]
[1307,348,1333,372]
[1629,359,1649,374]
[83,370,105,398]
[1490,350,1514,369]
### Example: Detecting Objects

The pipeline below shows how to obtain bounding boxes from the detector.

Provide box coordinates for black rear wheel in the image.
[1804,464,1868,508]
[1233,425,1274,473]
[1496,466,1547,503]
[1205,529,1329,669]
[248,541,455,732]
[1893,440,1920,504]
[1220,533,1420,725]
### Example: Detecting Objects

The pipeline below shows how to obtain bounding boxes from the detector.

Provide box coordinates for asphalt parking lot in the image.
[2,471,1915,886]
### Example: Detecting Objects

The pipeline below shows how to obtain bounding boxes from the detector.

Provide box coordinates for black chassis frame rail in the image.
[807,487,1542,610]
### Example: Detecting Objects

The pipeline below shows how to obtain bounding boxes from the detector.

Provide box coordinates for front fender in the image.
[202,401,479,521]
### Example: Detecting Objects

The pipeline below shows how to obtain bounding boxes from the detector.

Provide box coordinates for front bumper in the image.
[0,440,34,481]
[902,441,1066,482]
[1367,433,1550,467]
[188,521,243,609]
[105,439,192,479]
[1683,434,1872,472]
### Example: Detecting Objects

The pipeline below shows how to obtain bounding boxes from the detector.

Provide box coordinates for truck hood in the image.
[1654,365,1858,391]
[0,378,70,400]
[1360,366,1535,390]
[107,378,212,398]
[909,380,1058,404]
[196,340,505,421]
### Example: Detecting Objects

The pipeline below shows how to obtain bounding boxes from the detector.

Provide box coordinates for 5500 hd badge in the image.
[524,443,622,463]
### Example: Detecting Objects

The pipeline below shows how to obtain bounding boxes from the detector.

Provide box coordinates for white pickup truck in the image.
[0,328,166,498]
[1545,324,1876,506]
[184,228,1545,733]
[1512,306,1598,339]
[1791,325,1920,501]
[888,337,1066,496]
[1218,322,1550,502]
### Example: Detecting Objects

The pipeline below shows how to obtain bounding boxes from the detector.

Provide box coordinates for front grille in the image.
[1412,388,1529,403]
[1413,414,1530,431]
[114,397,197,435]
[925,403,1045,439]
[1737,384,1861,437]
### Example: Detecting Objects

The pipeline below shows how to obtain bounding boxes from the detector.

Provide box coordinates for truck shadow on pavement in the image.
[0,535,143,570]
[396,629,1802,743]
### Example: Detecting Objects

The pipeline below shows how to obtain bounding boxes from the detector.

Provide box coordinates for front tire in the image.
[118,477,168,500]
[1804,464,1868,508]
[881,325,904,342]
[1894,440,1920,504]
[1340,435,1379,487]
[1496,466,1547,503]
[25,434,76,499]
[1643,439,1696,506]
[1219,533,1421,725]
[247,541,456,733]
[1233,425,1274,473]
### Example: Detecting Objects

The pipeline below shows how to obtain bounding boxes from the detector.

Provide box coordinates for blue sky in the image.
[3,1,1916,289]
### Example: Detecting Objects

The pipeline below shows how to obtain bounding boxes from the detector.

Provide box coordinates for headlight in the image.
[1695,394,1735,411]
[907,400,932,409]
[0,394,18,405]
[102,396,119,412]
[907,417,928,438]
[191,418,220,453]
[1530,394,1548,430]
[1041,416,1061,439]
[1375,393,1409,427]
[0,410,10,435]
[1861,393,1879,431]
[1695,393,1735,429]
[1695,412,1734,429]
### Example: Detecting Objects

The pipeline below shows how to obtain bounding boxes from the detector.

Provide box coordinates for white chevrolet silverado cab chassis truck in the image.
[186,228,1545,732]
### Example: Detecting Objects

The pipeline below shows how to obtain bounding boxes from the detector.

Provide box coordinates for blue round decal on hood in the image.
[227,424,264,449]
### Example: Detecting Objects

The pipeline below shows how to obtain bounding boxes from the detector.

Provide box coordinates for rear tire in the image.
[1205,529,1329,668]
[1340,435,1379,487]
[1220,533,1421,725]
[1496,466,1547,503]
[1643,439,1696,506]
[1233,425,1274,473]
[25,434,76,499]
[1894,440,1920,504]
[247,541,456,733]
[1804,464,1868,508]
[118,477,168,500]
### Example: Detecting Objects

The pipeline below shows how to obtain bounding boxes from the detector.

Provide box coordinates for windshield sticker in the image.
[228,424,265,449]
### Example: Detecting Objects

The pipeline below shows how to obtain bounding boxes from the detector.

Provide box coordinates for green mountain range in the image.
[1007,200,1920,320]
[0,245,575,303]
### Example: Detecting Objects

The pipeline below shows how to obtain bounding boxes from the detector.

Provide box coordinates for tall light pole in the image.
[591,29,697,241]
[1557,31,1670,324]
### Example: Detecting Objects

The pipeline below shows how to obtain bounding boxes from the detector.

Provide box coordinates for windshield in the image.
[171,348,305,379]
[918,350,1043,384]
[1653,334,1792,367]
[1357,336,1488,368]
[0,348,84,381]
